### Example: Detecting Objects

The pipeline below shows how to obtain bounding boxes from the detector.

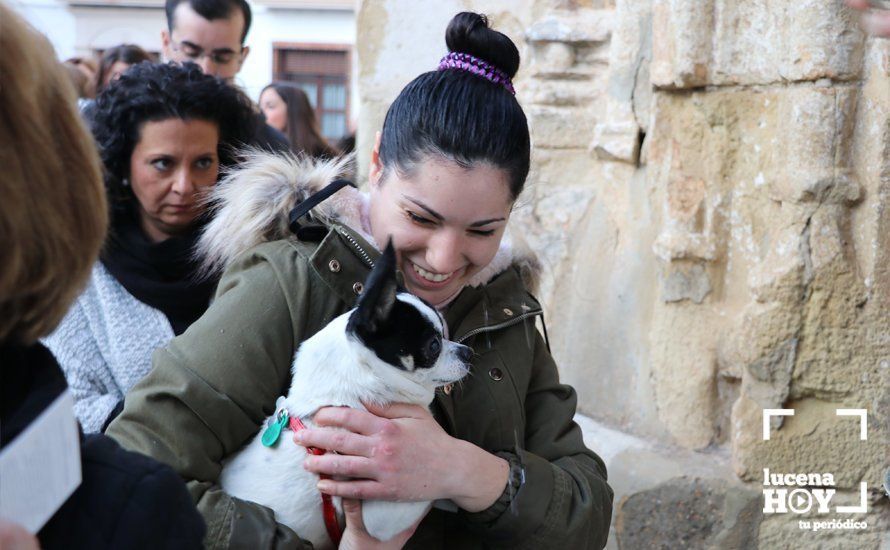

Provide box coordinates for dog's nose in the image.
[456,344,473,363]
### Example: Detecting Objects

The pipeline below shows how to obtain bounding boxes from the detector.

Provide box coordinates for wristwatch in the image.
[464,451,526,524]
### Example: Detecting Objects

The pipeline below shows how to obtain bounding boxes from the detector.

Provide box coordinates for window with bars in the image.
[273,45,350,141]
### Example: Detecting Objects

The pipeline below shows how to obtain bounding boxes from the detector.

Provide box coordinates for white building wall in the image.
[11,0,79,58]
[11,0,356,124]
[243,6,356,115]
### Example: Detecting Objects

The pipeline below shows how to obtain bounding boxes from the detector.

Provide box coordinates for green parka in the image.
[106,154,613,549]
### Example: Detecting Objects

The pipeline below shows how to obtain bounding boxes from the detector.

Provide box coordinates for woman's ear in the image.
[368,131,383,189]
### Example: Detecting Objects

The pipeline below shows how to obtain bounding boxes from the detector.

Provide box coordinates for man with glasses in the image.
[162,0,289,151]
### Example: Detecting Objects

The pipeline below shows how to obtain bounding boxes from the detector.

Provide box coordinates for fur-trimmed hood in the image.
[197,150,540,293]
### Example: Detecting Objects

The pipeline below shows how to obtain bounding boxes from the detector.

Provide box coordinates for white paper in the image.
[0,390,82,534]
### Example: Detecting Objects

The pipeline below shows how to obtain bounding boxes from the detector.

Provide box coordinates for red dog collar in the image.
[289,416,342,546]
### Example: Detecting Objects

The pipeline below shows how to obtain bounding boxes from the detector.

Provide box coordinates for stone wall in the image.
[356,1,889,547]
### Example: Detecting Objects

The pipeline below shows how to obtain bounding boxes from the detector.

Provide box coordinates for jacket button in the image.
[488,368,503,381]
[502,308,513,317]
[328,259,341,273]
[352,282,364,295]
[443,383,453,395]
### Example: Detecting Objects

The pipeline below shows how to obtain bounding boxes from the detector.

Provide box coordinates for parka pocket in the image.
[453,348,526,452]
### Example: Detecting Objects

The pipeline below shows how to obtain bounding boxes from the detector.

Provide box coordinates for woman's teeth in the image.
[412,263,453,283]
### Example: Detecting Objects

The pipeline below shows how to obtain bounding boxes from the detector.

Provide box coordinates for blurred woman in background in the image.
[96,44,152,92]
[259,82,340,158]
[62,55,98,101]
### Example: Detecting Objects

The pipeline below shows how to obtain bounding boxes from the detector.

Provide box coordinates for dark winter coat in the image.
[0,342,205,549]
[106,154,614,549]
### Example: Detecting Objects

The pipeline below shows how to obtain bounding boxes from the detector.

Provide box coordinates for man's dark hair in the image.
[90,61,257,217]
[165,0,252,44]
[378,12,529,200]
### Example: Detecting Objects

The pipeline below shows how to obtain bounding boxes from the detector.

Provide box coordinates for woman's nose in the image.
[426,231,464,274]
[171,168,196,195]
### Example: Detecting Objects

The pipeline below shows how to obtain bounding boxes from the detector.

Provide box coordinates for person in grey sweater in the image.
[45,62,256,432]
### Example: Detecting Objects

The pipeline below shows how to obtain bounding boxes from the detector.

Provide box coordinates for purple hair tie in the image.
[437,51,516,95]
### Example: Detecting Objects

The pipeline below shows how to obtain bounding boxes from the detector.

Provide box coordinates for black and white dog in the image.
[220,241,472,547]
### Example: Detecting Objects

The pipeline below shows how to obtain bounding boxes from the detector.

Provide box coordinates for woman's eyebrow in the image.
[469,217,505,227]
[403,195,505,227]
[405,196,443,220]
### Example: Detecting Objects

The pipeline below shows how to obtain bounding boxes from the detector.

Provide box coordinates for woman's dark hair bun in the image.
[378,11,530,200]
[445,12,520,78]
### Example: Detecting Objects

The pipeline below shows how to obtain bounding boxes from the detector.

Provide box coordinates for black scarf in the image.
[100,212,217,335]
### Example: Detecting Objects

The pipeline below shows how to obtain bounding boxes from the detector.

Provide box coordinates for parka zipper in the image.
[456,310,542,344]
[336,226,375,268]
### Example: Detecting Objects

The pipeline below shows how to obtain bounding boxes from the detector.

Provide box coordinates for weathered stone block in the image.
[525,9,613,43]
[790,255,875,400]
[592,119,640,163]
[528,106,596,148]
[650,0,864,88]
[538,42,574,73]
[742,337,797,413]
[746,222,809,304]
[765,88,860,205]
[615,476,762,549]
[650,0,714,89]
[732,396,886,489]
[649,86,860,206]
[660,261,711,304]
[524,78,606,106]
[529,148,601,187]
[650,305,719,449]
[718,302,803,381]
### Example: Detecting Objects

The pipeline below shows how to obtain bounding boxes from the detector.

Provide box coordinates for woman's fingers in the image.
[313,406,388,435]
[862,10,890,36]
[846,0,890,38]
[340,498,364,530]
[293,426,372,457]
[303,453,376,479]
[317,478,396,500]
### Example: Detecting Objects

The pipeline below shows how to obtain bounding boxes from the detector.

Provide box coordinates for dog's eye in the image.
[428,339,441,357]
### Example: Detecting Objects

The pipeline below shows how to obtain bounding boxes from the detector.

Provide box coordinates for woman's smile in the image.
[407,261,462,287]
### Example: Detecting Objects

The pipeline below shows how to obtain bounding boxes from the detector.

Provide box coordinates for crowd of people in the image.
[2,0,886,548]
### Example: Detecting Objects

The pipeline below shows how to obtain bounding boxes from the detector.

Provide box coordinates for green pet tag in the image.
[261,409,289,447]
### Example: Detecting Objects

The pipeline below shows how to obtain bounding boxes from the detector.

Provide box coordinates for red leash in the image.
[289,416,342,546]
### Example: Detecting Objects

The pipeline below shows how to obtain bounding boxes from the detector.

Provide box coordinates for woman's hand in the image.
[338,498,418,550]
[294,403,509,512]
[846,0,890,37]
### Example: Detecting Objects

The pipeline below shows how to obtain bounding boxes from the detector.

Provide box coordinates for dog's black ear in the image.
[351,238,398,334]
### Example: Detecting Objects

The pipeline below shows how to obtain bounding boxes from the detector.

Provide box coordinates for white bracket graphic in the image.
[835,409,867,441]
[836,482,868,514]
[763,409,795,440]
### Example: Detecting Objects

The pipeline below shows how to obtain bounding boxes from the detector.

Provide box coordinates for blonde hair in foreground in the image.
[0,4,108,344]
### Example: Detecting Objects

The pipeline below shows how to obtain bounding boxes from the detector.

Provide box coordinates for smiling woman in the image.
[104,11,614,550]
[43,62,256,434]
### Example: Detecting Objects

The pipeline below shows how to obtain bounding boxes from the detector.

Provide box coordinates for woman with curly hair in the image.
[44,61,257,434]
